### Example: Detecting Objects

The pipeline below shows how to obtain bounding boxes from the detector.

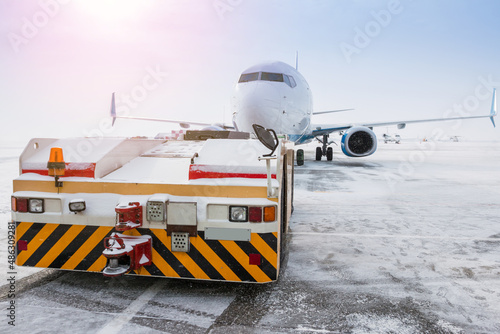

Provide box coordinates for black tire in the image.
[315,147,322,161]
[327,147,333,161]
[296,149,304,166]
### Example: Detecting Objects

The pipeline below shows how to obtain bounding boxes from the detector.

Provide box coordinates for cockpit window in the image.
[238,71,296,88]
[283,75,291,86]
[239,72,259,83]
[261,72,284,82]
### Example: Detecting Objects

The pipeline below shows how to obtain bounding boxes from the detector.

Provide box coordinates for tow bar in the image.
[102,233,152,277]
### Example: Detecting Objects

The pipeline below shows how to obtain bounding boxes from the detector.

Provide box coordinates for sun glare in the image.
[76,0,152,21]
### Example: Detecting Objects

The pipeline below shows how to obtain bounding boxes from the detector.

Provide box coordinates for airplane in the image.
[111,61,497,161]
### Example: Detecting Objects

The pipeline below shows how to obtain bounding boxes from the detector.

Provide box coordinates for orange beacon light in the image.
[47,147,65,187]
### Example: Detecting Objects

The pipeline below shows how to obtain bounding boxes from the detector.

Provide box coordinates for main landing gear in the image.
[296,134,336,165]
[315,134,334,161]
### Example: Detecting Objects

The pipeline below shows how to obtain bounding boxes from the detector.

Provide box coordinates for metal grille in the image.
[171,232,190,252]
[147,201,165,222]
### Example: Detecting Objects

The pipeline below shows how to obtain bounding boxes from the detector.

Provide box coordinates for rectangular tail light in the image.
[249,207,262,222]
[263,206,276,222]
[12,197,28,213]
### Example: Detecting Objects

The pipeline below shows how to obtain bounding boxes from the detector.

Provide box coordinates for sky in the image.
[1,0,500,145]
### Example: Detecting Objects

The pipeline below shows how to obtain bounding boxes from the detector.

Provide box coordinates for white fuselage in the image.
[232,61,313,142]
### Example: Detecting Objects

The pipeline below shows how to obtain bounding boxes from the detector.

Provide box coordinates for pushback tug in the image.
[11,127,294,283]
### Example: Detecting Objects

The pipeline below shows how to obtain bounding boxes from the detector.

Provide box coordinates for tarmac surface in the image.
[1,141,500,333]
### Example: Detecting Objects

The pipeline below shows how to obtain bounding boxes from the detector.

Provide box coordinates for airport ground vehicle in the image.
[383,133,401,144]
[11,130,294,283]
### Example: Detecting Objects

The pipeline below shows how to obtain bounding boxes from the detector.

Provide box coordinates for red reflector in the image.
[18,240,28,251]
[16,198,28,213]
[249,207,262,222]
[249,253,261,266]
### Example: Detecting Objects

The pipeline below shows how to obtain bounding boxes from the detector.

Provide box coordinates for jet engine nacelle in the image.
[341,126,378,157]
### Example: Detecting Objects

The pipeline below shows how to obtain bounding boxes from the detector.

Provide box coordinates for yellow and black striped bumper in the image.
[15,222,278,283]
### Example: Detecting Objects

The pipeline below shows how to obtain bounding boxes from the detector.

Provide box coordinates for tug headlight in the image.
[229,206,248,222]
[28,199,44,213]
[69,200,86,212]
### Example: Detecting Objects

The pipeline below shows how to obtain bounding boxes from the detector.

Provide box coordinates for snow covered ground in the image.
[284,140,500,333]
[1,139,499,333]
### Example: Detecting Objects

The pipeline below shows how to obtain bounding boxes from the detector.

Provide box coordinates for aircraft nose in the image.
[233,82,282,133]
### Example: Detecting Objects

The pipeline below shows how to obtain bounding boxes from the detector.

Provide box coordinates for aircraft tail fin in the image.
[110,92,116,126]
[490,88,497,127]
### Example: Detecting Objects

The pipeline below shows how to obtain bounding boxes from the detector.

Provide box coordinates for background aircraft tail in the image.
[490,88,497,127]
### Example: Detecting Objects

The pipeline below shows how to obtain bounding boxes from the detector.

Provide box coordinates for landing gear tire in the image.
[315,147,322,161]
[297,149,304,166]
[327,147,333,161]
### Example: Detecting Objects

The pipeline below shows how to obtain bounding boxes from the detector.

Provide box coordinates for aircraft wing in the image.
[311,88,497,136]
[310,124,353,136]
[312,108,353,115]
[112,114,214,129]
[110,93,234,129]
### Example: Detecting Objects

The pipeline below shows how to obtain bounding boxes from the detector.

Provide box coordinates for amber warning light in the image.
[47,147,65,187]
